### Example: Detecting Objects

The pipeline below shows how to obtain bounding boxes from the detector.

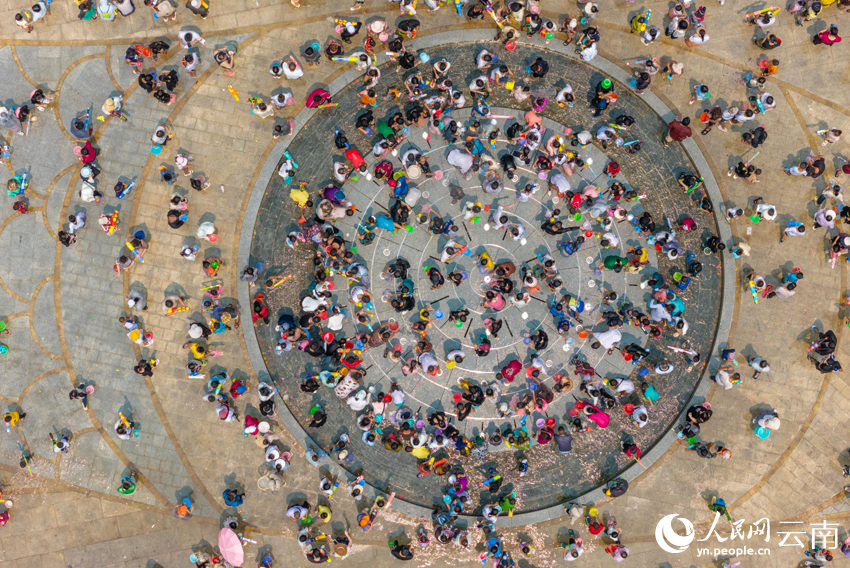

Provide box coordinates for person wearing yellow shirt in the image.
[290,182,311,208]
[4,410,25,433]
[315,503,332,524]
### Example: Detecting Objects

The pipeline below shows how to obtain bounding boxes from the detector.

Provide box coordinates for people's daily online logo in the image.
[655,514,696,554]
[654,514,840,557]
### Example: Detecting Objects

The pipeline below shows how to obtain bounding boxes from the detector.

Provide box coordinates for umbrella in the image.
[218,527,244,567]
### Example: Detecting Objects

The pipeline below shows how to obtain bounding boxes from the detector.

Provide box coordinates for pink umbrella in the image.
[218,528,244,567]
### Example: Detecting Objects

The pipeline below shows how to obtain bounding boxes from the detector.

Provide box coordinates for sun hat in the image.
[602,79,611,89]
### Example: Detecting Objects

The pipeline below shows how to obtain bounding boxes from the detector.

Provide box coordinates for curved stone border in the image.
[237,30,735,527]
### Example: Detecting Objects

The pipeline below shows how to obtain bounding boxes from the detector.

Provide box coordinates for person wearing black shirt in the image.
[160,69,179,91]
[632,71,651,94]
[809,155,826,179]
[397,51,416,70]
[755,33,781,49]
[528,57,549,78]
[554,427,573,454]
[592,78,615,117]
[148,40,169,61]
[355,110,374,136]
[742,126,768,148]
[138,73,156,93]
[637,212,655,233]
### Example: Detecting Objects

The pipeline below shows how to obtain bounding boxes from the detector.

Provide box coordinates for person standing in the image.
[779,221,806,243]
[664,116,692,145]
[747,355,770,378]
[813,23,841,45]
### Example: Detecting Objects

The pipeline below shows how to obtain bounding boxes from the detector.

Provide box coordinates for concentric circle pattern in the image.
[249,42,722,513]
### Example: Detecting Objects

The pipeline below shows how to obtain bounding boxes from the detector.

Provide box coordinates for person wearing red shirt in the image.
[346,148,367,172]
[664,116,692,145]
[587,514,605,536]
[78,140,97,164]
[622,441,641,460]
[813,24,841,46]
[497,359,522,383]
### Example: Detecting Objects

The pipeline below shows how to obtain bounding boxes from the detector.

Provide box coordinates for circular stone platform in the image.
[243,40,722,515]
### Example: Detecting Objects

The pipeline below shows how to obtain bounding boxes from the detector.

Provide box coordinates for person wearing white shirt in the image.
[469,75,490,96]
[68,211,86,234]
[601,232,619,249]
[282,57,304,80]
[755,12,775,27]
[429,434,450,450]
[178,30,206,50]
[608,377,635,395]
[326,308,346,331]
[491,205,509,229]
[555,85,574,107]
[713,365,739,389]
[686,28,710,45]
[446,349,466,364]
[671,316,689,336]
[333,161,349,183]
[758,92,776,112]
[734,109,756,124]
[596,126,622,148]
[549,172,571,196]
[632,405,648,428]
[441,240,460,262]
[445,90,463,109]
[270,92,293,109]
[476,49,496,69]
[754,202,777,222]
[447,148,474,177]
[511,222,526,241]
[389,384,405,405]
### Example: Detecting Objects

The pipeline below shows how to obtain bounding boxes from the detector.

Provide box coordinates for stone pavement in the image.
[249,40,722,514]
[0,0,846,565]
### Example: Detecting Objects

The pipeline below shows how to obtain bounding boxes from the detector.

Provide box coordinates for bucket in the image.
[452,393,462,403]
[624,403,635,415]
[407,164,422,179]
[578,329,588,339]
[755,426,770,439]
[258,421,270,433]
[85,385,95,394]
[257,476,270,490]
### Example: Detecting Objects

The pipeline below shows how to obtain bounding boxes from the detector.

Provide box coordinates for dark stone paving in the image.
[248,42,721,513]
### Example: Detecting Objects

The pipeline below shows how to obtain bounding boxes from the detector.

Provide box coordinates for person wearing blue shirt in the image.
[223,488,245,507]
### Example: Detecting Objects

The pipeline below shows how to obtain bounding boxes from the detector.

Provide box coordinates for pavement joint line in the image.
[103,45,123,93]
[27,274,63,360]
[117,30,268,517]
[50,51,108,144]
[51,95,174,512]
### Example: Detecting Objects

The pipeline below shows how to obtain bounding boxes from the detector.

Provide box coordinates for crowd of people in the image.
[3,0,848,563]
